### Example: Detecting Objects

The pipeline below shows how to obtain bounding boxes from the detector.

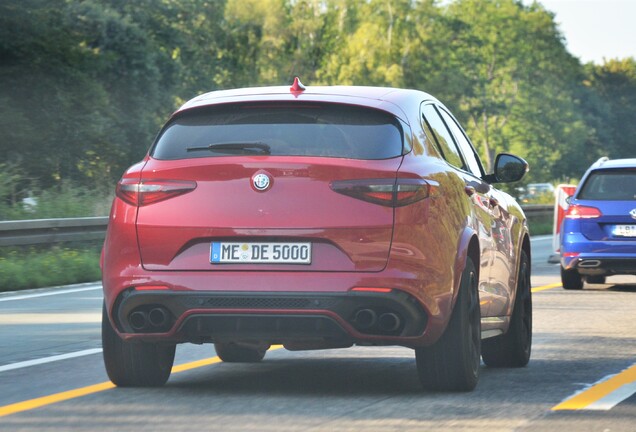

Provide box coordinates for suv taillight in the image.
[116,179,197,206]
[564,204,602,219]
[330,178,430,207]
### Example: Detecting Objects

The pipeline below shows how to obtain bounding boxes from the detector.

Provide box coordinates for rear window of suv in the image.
[151,103,405,160]
[578,169,636,200]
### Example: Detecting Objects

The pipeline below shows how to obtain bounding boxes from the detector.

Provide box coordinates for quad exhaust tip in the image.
[148,307,169,328]
[378,312,401,332]
[129,307,171,332]
[129,310,149,331]
[352,308,402,334]
[354,309,377,330]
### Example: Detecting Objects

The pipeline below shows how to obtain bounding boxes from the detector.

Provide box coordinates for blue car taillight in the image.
[565,204,602,219]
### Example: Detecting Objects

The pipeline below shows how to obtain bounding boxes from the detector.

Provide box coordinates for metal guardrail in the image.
[521,204,553,217]
[0,205,553,247]
[0,217,109,247]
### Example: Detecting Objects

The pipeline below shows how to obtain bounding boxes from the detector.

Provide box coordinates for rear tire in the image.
[586,275,606,284]
[102,303,175,387]
[561,266,583,290]
[214,342,268,363]
[415,257,481,391]
[482,250,532,367]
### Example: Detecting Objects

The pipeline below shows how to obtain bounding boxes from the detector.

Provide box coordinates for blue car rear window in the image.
[578,169,636,201]
[151,103,404,160]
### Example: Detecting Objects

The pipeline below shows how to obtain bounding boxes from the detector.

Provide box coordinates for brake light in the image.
[564,205,602,219]
[351,287,393,293]
[134,285,170,291]
[330,178,430,207]
[116,179,197,206]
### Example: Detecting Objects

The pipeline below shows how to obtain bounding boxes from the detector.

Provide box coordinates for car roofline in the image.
[589,157,636,171]
[175,85,440,123]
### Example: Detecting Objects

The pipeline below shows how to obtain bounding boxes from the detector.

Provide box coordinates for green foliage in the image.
[1,0,636,214]
[583,59,636,161]
[31,181,113,219]
[527,219,552,236]
[0,176,112,221]
[437,0,585,177]
[3,0,635,290]
[0,162,31,220]
[0,247,101,292]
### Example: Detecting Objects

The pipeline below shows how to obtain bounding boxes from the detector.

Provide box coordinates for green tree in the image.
[0,0,160,188]
[438,0,586,176]
[318,0,417,86]
[0,0,232,191]
[584,59,636,161]
[1,0,634,207]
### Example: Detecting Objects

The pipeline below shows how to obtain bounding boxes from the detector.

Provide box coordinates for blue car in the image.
[560,157,636,289]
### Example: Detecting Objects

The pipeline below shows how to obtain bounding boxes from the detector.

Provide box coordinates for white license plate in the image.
[210,242,312,264]
[612,225,636,237]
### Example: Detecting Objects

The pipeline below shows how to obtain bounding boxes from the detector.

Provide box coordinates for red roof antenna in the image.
[290,76,306,93]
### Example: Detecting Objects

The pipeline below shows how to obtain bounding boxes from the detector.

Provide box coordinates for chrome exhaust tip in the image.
[353,309,377,330]
[579,259,601,268]
[378,312,401,332]
[129,311,148,331]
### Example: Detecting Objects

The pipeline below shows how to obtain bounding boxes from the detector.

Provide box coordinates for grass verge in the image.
[528,220,553,236]
[0,246,101,292]
[0,213,554,292]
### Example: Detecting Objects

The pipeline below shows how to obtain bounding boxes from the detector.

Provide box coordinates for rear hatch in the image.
[135,103,406,272]
[574,168,636,245]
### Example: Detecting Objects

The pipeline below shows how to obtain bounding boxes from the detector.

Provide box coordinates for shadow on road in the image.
[607,284,636,293]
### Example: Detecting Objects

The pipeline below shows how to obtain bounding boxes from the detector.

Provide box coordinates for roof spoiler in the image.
[593,156,609,167]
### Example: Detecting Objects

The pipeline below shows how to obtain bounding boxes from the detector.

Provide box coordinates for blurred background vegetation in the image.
[1,0,635,215]
[1,0,635,289]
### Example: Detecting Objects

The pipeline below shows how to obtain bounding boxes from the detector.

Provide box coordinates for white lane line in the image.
[0,286,102,302]
[553,363,636,411]
[530,235,553,242]
[0,348,103,373]
[585,382,636,410]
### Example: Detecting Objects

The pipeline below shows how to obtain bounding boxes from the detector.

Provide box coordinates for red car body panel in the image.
[136,157,400,272]
[101,84,530,350]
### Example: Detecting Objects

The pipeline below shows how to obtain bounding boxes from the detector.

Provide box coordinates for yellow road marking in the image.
[171,356,222,373]
[552,363,636,410]
[0,382,115,418]
[532,283,561,292]
[0,284,563,418]
[0,345,283,418]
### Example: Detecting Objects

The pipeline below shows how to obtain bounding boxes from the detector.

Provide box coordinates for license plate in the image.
[210,242,312,264]
[612,225,636,237]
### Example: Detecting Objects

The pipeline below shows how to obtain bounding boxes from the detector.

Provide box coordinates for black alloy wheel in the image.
[102,303,175,387]
[561,266,584,290]
[415,256,481,391]
[586,275,606,284]
[482,249,532,367]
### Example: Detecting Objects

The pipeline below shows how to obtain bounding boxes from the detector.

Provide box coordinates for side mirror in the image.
[492,153,528,183]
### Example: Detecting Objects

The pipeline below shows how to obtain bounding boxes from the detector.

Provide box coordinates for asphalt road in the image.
[0,236,634,431]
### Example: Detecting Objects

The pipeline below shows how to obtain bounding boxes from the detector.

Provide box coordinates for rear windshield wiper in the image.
[186,142,271,155]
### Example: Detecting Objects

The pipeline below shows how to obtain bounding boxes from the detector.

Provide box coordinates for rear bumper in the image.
[561,232,636,275]
[111,289,428,348]
[561,256,636,276]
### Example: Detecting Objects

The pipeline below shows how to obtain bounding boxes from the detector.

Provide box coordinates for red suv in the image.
[101,79,532,391]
